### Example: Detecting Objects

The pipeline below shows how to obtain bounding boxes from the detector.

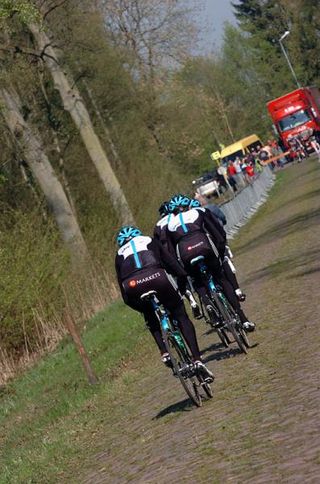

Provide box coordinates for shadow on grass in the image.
[236,208,320,256]
[294,265,320,278]
[153,397,194,419]
[201,343,241,363]
[268,188,320,215]
[242,247,319,285]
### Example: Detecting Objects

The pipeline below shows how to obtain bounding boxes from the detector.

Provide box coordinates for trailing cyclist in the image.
[166,195,255,332]
[189,198,246,302]
[115,225,214,380]
[153,201,172,250]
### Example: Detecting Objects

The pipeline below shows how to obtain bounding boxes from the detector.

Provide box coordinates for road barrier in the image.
[221,167,275,238]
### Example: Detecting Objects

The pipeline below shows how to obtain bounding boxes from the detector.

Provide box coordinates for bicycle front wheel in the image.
[162,331,202,407]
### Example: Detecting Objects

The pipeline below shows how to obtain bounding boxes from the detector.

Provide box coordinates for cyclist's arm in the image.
[202,210,226,257]
[115,255,131,305]
[152,239,187,278]
[153,224,160,241]
[207,205,227,226]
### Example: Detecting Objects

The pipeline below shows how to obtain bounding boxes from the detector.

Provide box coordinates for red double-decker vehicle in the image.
[267,87,320,153]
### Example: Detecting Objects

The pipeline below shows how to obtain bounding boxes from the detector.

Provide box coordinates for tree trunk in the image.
[38,70,78,216]
[82,78,123,171]
[0,88,88,262]
[28,22,135,226]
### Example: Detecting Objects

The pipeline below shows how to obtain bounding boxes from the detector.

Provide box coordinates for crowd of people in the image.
[216,139,288,194]
[195,139,288,199]
[114,194,256,384]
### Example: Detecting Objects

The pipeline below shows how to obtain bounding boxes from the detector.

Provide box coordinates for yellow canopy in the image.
[220,135,261,160]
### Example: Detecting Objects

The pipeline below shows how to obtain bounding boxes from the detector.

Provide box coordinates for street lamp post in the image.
[279,31,301,88]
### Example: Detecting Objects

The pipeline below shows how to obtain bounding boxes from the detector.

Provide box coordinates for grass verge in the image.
[0,301,151,482]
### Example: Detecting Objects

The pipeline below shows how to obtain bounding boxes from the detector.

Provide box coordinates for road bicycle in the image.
[140,290,213,407]
[190,256,250,354]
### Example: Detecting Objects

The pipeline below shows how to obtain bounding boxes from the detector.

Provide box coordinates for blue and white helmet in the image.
[116,225,142,247]
[168,194,191,214]
[189,199,201,209]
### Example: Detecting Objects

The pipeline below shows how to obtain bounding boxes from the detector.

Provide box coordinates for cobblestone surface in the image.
[83,161,320,484]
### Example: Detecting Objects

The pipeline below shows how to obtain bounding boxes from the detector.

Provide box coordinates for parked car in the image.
[192,171,221,198]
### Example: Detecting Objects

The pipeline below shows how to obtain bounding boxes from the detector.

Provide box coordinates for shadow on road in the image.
[236,208,319,256]
[242,247,319,285]
[153,397,194,420]
[201,342,241,363]
[268,187,320,215]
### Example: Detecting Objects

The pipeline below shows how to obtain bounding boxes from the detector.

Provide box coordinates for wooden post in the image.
[64,312,98,385]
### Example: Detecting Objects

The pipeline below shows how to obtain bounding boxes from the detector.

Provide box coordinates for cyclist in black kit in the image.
[115,225,214,379]
[153,201,172,250]
[166,195,255,332]
[189,198,246,302]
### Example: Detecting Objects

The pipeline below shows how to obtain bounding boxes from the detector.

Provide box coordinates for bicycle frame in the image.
[195,259,228,308]
[147,293,186,352]
[191,256,249,353]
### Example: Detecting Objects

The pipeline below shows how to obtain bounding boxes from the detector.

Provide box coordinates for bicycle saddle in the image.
[140,290,157,301]
[190,255,205,265]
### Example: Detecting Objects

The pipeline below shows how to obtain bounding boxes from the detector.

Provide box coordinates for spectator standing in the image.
[310,134,320,160]
[233,157,246,187]
[227,162,238,193]
[245,162,255,182]
[217,163,233,192]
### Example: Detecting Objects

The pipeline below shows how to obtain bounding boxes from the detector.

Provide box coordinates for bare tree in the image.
[0,87,88,262]
[101,0,200,82]
[27,20,135,225]
[0,0,135,224]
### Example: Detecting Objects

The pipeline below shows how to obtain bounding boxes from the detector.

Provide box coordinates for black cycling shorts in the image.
[122,268,181,313]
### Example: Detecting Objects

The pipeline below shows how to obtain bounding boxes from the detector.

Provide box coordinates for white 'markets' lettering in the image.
[187,241,204,251]
[168,208,200,232]
[136,272,161,284]
[118,236,152,259]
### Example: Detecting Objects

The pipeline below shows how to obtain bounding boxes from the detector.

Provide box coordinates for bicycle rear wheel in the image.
[162,331,202,407]
[238,324,250,348]
[213,294,248,354]
[197,373,213,398]
[216,326,232,348]
[203,301,231,348]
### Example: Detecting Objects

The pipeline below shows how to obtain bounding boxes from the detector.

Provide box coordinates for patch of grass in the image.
[0,301,150,482]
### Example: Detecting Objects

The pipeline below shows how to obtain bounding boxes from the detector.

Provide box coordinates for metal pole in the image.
[279,40,301,88]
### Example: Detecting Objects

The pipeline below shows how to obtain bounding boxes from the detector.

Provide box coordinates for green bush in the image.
[0,209,69,354]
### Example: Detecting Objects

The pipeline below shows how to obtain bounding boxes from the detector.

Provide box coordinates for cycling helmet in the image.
[158,201,170,217]
[116,225,142,247]
[168,194,191,214]
[189,199,201,208]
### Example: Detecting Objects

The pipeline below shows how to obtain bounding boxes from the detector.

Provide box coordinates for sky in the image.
[198,0,238,52]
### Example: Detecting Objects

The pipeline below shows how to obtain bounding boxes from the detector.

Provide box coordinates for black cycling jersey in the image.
[115,235,187,303]
[153,213,173,250]
[115,235,200,359]
[166,207,226,258]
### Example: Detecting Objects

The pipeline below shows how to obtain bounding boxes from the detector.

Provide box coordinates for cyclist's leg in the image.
[170,302,201,361]
[218,272,250,324]
[154,271,202,362]
[170,301,214,380]
[143,308,167,355]
[123,269,168,357]
[222,257,246,301]
[222,257,240,290]
[205,255,250,323]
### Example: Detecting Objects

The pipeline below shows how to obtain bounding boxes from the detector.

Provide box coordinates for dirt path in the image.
[83,161,320,483]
